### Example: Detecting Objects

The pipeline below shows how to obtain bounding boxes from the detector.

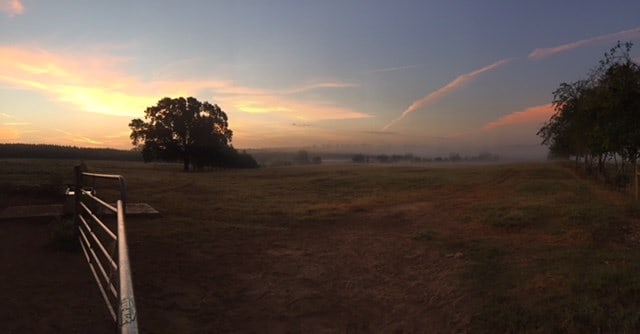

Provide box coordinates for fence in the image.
[74,166,138,333]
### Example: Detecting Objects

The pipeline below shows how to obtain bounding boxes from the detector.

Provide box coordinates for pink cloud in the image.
[483,103,554,130]
[528,27,640,60]
[0,0,24,16]
[383,59,511,130]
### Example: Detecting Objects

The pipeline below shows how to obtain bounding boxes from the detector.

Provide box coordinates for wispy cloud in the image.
[483,103,554,130]
[0,0,24,17]
[366,64,421,74]
[3,121,30,126]
[382,59,511,131]
[0,47,149,117]
[0,46,368,121]
[0,113,34,141]
[362,130,397,136]
[55,129,104,146]
[281,82,357,95]
[528,27,640,60]
[103,130,132,139]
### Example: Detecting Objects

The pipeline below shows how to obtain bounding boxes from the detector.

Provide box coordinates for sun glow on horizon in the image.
[0,47,367,120]
[1,2,638,157]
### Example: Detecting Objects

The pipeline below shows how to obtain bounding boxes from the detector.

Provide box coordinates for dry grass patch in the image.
[5,159,640,332]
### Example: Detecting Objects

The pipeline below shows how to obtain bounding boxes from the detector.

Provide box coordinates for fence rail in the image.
[74,166,138,334]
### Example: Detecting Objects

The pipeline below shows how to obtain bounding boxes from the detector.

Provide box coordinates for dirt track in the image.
[0,218,112,334]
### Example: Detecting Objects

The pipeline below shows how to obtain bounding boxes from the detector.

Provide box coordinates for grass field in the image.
[3,159,640,333]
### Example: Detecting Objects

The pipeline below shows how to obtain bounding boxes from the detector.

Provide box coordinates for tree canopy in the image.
[129,96,257,170]
[537,42,640,185]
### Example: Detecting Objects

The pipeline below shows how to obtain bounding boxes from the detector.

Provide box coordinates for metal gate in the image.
[74,166,138,333]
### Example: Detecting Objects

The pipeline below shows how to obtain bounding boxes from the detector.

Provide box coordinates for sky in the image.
[1,0,640,158]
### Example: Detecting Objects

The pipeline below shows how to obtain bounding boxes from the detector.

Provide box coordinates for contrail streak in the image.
[382,58,510,131]
[528,27,640,60]
[367,64,421,74]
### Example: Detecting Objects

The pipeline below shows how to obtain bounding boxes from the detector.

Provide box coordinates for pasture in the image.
[2,159,640,333]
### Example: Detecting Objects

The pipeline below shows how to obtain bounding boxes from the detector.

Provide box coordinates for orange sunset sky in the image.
[1,1,639,157]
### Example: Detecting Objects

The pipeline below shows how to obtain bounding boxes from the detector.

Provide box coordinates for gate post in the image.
[74,164,85,230]
[633,162,638,201]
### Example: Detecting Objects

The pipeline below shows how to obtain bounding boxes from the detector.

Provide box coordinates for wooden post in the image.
[633,162,638,201]
[74,165,84,231]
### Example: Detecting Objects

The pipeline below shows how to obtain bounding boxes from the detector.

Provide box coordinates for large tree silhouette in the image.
[129,97,234,171]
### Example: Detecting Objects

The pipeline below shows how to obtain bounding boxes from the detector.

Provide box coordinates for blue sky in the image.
[1,0,639,157]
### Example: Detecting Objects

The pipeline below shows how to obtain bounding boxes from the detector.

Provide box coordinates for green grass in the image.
[421,163,640,333]
[3,159,640,332]
[463,245,640,333]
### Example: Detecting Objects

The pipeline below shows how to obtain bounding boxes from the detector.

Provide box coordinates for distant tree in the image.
[477,152,499,161]
[294,150,311,165]
[311,156,322,164]
[352,154,366,163]
[129,97,256,171]
[376,154,390,163]
[449,152,462,162]
[404,153,416,162]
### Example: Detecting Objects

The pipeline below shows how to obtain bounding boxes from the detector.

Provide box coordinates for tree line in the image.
[352,152,499,164]
[538,42,640,186]
[0,143,140,161]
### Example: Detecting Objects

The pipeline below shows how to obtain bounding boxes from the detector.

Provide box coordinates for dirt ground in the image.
[1,201,470,333]
[0,217,113,334]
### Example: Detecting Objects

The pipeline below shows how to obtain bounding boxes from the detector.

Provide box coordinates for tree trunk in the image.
[183,156,190,172]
